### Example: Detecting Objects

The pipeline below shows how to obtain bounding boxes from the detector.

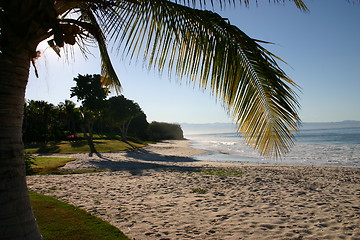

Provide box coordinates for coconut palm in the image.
[0,0,306,239]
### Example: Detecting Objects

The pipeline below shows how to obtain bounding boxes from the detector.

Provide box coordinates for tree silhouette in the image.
[71,74,108,152]
[107,95,144,141]
[58,100,81,135]
[23,100,64,143]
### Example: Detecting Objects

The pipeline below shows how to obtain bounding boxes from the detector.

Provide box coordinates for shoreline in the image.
[186,137,360,169]
[28,140,360,239]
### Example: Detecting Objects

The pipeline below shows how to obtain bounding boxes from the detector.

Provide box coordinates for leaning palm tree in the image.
[0,0,306,239]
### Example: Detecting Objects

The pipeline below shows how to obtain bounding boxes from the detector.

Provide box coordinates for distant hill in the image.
[180,121,360,135]
[301,120,360,130]
[180,122,236,135]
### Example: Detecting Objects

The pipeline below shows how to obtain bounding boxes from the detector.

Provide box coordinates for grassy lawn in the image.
[25,138,147,238]
[30,191,130,240]
[26,156,101,175]
[30,157,75,173]
[27,155,129,239]
[25,139,146,154]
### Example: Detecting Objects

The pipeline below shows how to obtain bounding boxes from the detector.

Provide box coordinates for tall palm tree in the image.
[0,0,307,239]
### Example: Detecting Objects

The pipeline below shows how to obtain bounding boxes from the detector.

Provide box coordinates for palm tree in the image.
[58,100,81,135]
[0,0,307,239]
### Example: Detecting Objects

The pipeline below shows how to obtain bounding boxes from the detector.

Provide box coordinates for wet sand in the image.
[27,140,360,240]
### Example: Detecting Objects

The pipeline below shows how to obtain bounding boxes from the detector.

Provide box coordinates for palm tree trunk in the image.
[0,51,42,239]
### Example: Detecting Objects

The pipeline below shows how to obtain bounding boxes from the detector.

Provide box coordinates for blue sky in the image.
[26,1,360,124]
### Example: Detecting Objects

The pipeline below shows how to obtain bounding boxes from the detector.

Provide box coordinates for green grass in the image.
[30,191,130,240]
[31,157,75,171]
[26,156,102,175]
[25,139,146,154]
[191,188,208,194]
[193,168,244,177]
[25,139,137,239]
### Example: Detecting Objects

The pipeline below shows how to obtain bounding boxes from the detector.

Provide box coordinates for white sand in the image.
[27,140,360,240]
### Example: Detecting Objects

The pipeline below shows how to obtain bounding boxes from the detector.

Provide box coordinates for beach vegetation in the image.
[24,152,37,175]
[191,188,208,194]
[58,100,82,136]
[70,74,110,153]
[29,191,130,240]
[106,96,145,141]
[1,0,309,238]
[25,139,146,154]
[23,97,152,152]
[148,122,184,140]
[25,156,75,175]
[25,155,102,175]
[23,100,65,143]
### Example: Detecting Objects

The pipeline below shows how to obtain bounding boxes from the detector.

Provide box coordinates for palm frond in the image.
[101,0,301,157]
[78,5,122,93]
[169,0,308,11]
[53,1,125,92]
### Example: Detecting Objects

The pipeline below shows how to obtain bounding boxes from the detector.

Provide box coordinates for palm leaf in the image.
[80,5,122,93]
[168,0,308,11]
[52,1,122,92]
[93,0,301,157]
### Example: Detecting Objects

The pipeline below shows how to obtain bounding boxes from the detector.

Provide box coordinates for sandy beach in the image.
[27,140,360,240]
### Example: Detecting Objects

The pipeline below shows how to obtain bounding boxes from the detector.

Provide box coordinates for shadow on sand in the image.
[87,149,200,175]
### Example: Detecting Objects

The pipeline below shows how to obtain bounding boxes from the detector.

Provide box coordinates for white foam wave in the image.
[189,134,360,168]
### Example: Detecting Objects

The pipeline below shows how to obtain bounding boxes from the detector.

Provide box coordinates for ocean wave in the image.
[188,131,360,168]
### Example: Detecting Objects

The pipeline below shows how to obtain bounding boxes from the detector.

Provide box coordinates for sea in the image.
[181,121,360,168]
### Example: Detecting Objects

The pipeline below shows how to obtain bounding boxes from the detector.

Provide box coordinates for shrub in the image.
[24,152,36,175]
[148,122,184,140]
[191,188,207,194]
[66,134,83,141]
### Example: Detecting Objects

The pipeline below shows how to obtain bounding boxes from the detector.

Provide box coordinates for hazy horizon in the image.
[181,120,360,135]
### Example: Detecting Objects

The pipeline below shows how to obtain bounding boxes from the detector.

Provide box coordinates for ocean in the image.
[181,121,360,168]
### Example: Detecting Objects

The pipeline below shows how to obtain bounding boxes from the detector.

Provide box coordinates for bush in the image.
[148,122,184,140]
[24,152,36,175]
[66,134,83,141]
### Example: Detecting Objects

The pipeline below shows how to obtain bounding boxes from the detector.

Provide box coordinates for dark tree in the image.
[127,113,149,140]
[23,100,64,143]
[70,74,109,151]
[107,96,144,141]
[70,74,108,110]
[148,122,184,140]
[58,100,81,136]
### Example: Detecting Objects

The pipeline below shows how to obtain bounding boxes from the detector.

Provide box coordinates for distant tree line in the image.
[23,74,184,144]
[148,122,184,140]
